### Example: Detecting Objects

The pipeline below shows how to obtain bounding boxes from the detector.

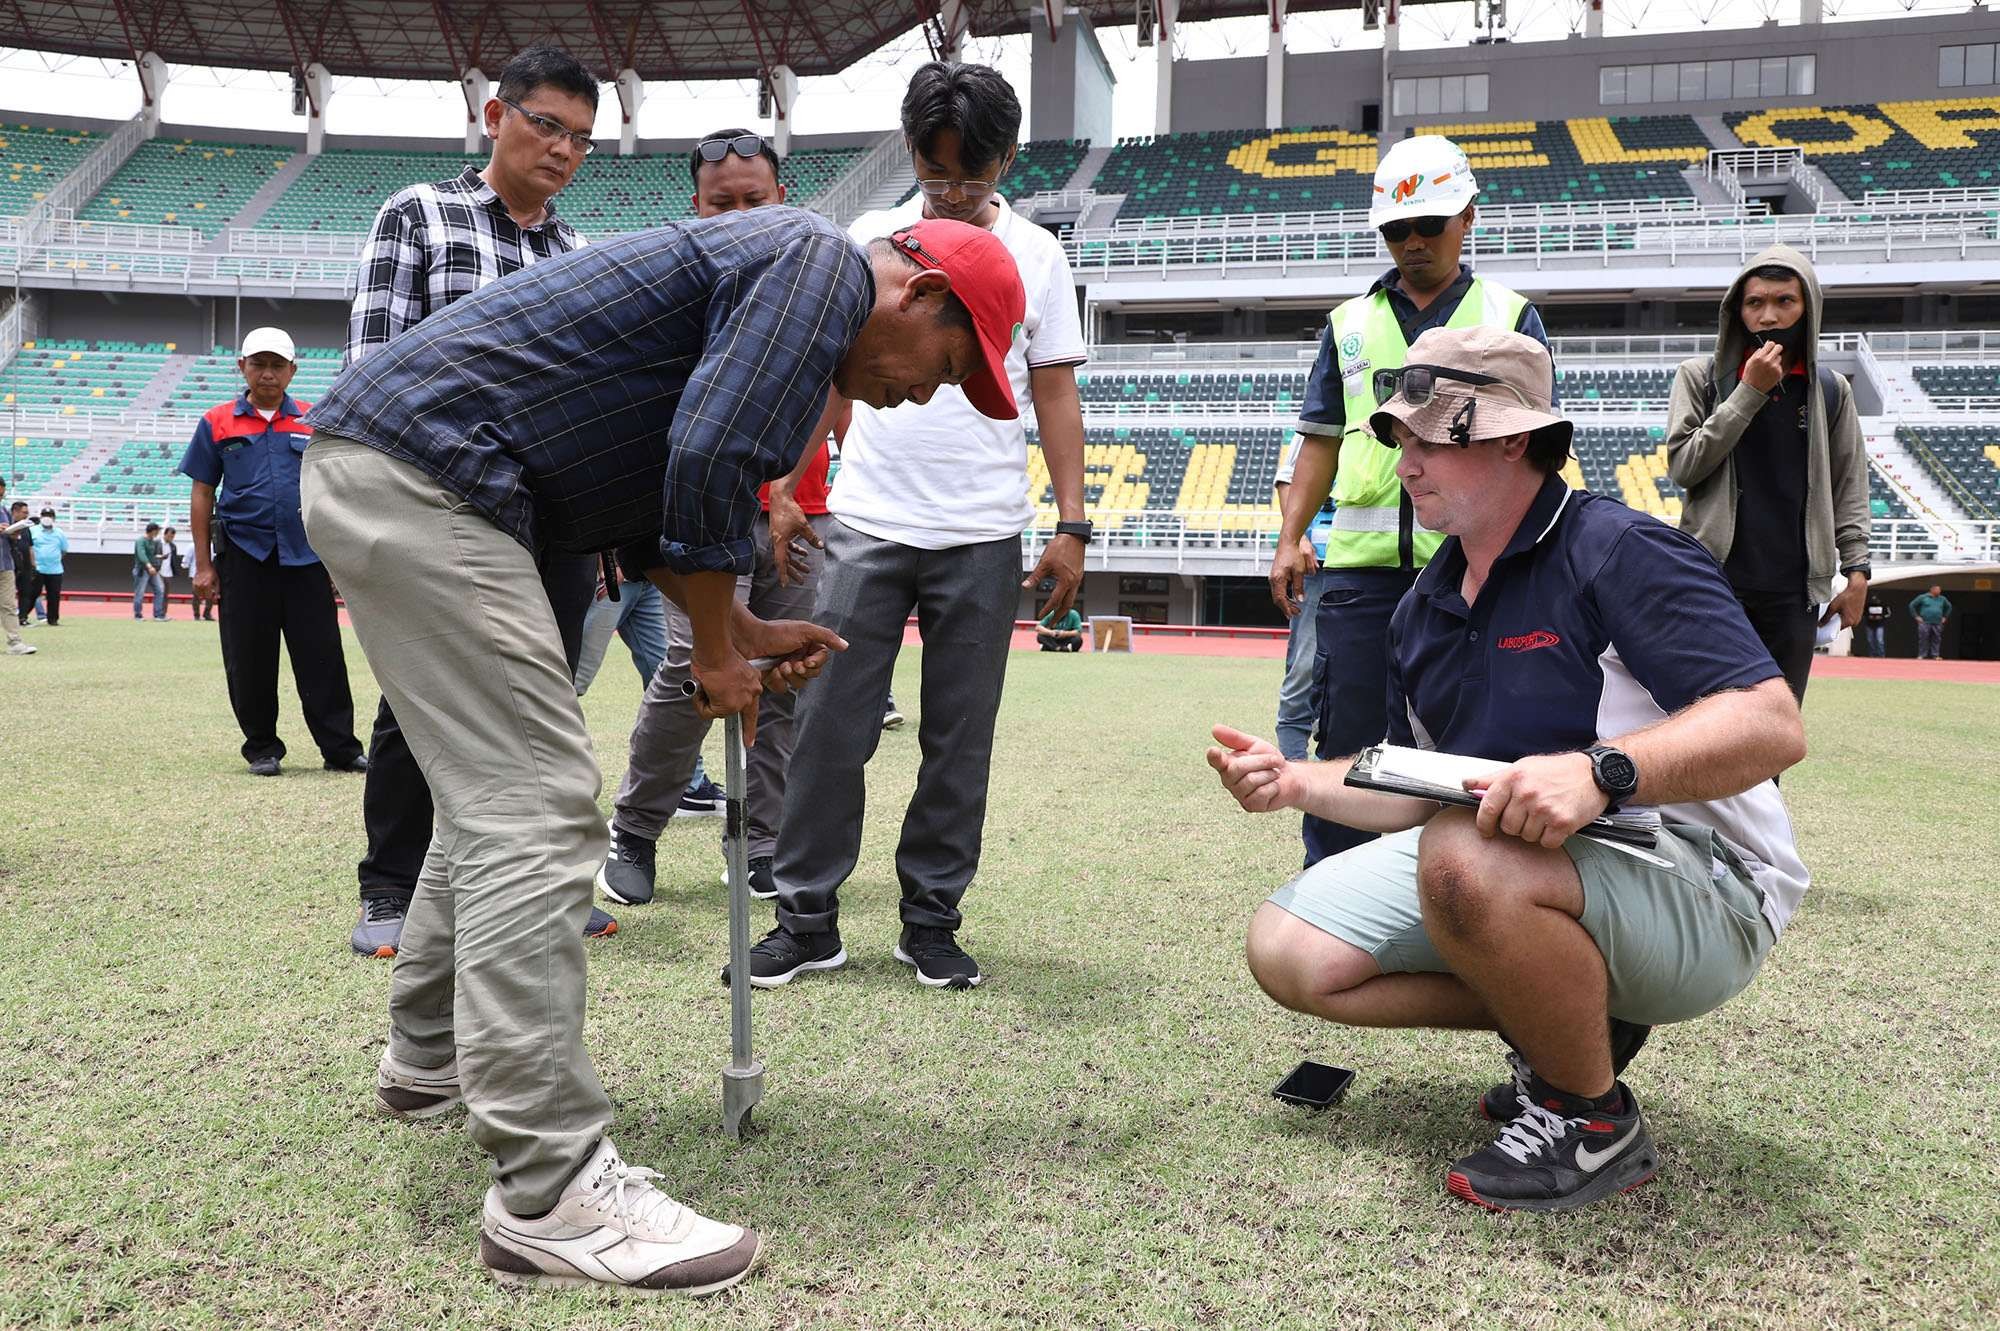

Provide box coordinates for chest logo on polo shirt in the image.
[1497,630,1561,652]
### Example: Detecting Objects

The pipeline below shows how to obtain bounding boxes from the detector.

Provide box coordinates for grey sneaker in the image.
[351,897,408,958]
[480,1138,760,1295]
[375,1049,463,1120]
[5,641,34,655]
[597,827,657,906]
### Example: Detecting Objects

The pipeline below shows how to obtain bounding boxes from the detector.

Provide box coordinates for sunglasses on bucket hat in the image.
[1373,364,1538,448]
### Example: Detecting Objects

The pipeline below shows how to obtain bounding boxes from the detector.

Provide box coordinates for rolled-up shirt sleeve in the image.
[651,231,872,576]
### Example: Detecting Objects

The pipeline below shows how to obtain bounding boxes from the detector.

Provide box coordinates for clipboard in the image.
[1345,744,1665,855]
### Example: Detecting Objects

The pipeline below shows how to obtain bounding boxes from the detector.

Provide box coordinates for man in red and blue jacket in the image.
[179,326,364,777]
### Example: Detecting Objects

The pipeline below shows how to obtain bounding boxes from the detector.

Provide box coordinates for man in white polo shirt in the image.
[728,60,1089,991]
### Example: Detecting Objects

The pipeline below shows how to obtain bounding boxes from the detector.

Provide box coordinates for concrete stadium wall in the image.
[38,293,348,356]
[1171,11,2000,134]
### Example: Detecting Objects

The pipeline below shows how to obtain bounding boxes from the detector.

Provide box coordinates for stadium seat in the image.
[1895,423,2000,519]
[1000,139,1090,199]
[253,144,866,236]
[0,340,173,416]
[1727,98,2000,199]
[76,139,290,236]
[1090,116,1705,223]
[0,123,100,217]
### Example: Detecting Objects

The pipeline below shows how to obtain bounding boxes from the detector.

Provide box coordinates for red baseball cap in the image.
[889,219,1026,421]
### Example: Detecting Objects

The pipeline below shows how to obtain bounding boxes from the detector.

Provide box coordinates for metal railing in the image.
[806,131,908,228]
[1017,189,1098,217]
[1867,329,2000,362]
[1065,209,1998,277]
[226,228,366,258]
[42,211,204,254]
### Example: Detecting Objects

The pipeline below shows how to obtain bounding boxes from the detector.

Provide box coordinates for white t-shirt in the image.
[833,195,1087,549]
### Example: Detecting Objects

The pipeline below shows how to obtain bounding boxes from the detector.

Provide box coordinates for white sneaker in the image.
[480,1138,761,1295]
[374,1049,462,1120]
[5,642,32,655]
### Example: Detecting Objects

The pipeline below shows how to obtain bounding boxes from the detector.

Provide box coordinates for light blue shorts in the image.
[1267,822,1776,1026]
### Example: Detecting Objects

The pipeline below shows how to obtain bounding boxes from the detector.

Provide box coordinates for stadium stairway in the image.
[35,352,190,494]
[1065,144,1113,194]
[209,154,317,248]
[1862,420,1982,558]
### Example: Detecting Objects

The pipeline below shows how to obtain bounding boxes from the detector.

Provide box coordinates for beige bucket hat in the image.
[1367,324,1571,460]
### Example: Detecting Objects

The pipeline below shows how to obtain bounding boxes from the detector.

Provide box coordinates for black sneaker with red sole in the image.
[1449,1078,1658,1213]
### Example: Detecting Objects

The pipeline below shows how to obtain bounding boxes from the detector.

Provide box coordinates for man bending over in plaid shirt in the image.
[301,206,1026,1297]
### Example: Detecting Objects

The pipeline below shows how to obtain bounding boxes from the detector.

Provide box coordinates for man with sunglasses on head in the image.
[1272,135,1554,873]
[724,61,1089,992]
[1213,324,1808,1213]
[597,128,833,908]
[343,44,618,959]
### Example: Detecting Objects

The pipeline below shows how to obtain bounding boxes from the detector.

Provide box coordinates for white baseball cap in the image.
[239,326,296,363]
[1369,135,1480,228]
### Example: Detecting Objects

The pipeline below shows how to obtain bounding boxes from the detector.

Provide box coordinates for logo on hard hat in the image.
[1391,174,1423,204]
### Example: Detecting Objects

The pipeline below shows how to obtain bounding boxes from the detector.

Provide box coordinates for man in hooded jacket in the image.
[1666,244,1870,703]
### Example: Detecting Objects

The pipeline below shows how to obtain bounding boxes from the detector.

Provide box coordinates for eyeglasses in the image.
[696,134,772,165]
[1377,214,1452,244]
[915,177,997,200]
[499,98,596,155]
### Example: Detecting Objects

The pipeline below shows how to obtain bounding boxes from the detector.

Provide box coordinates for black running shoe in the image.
[1480,1019,1654,1124]
[720,855,779,901]
[724,925,846,989]
[248,756,282,777]
[596,827,658,906]
[1448,1078,1657,1212]
[584,906,618,940]
[893,925,982,989]
[677,775,725,817]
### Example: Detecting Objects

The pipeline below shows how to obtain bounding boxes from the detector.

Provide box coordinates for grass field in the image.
[2,618,1996,1330]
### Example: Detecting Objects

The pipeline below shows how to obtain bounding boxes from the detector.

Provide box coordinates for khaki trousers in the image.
[300,436,611,1214]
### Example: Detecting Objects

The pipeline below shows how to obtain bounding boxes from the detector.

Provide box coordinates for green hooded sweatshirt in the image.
[1666,243,1871,602]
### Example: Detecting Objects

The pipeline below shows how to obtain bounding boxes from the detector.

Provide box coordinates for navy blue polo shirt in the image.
[178,390,318,566]
[1383,473,1811,934]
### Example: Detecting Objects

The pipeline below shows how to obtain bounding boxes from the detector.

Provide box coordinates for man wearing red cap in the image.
[729,61,1089,992]
[298,205,1025,1295]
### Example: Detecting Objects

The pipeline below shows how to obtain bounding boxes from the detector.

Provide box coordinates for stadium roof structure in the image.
[0,1,1449,85]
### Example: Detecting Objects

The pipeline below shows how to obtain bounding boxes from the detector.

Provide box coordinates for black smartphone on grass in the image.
[1272,1060,1356,1109]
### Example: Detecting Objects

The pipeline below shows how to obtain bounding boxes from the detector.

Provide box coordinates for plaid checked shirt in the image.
[345,166,584,367]
[307,207,874,576]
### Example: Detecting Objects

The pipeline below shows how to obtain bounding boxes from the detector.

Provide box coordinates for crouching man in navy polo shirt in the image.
[1209,325,1809,1213]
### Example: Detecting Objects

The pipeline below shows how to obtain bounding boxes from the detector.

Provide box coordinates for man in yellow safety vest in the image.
[1270,134,1556,868]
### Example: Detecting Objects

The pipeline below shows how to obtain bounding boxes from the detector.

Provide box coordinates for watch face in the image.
[1599,750,1638,794]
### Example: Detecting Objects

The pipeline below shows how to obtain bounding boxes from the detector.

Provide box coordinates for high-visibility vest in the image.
[1321,278,1530,570]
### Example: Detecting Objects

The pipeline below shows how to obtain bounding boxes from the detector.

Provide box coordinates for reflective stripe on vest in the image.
[1322,277,1530,570]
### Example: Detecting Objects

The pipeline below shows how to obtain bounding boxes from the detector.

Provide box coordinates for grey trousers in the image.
[301,437,611,1215]
[774,519,1020,936]
[612,513,826,859]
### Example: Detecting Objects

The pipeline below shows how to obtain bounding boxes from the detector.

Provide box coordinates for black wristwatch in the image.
[1841,562,1871,581]
[1055,520,1094,545]
[1584,744,1639,808]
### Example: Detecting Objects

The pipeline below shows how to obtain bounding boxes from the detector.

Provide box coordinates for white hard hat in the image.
[1369,135,1479,229]
[239,326,296,363]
